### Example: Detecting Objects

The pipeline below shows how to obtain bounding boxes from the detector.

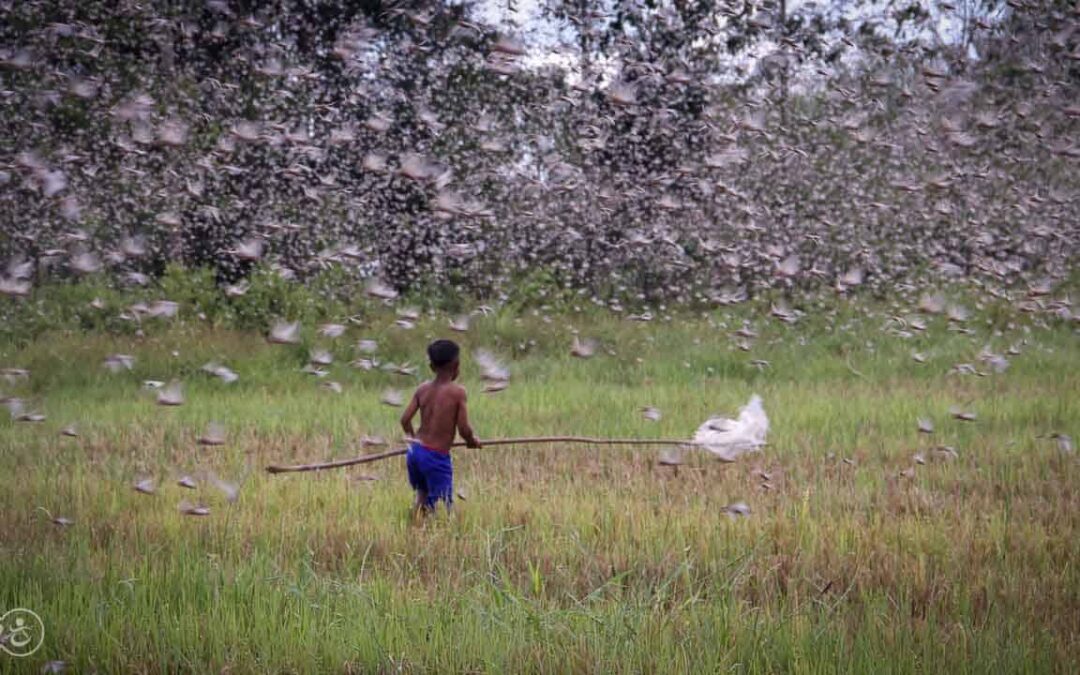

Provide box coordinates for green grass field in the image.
[1,301,1077,673]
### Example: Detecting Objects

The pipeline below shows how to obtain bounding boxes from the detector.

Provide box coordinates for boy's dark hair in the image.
[428,339,460,369]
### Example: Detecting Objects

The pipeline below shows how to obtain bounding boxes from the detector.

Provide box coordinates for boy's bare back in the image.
[401,339,480,455]
[408,380,471,452]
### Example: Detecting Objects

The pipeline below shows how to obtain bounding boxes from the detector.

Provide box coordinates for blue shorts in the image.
[406,442,453,508]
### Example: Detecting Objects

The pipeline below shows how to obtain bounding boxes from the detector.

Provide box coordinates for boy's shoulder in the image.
[416,380,466,396]
[432,381,467,398]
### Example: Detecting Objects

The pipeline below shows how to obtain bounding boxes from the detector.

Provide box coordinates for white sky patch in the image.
[467,0,1001,83]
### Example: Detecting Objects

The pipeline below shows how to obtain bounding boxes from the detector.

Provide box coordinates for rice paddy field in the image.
[1,300,1078,673]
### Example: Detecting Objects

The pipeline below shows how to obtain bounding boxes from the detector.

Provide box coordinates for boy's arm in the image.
[456,388,481,449]
[400,390,420,438]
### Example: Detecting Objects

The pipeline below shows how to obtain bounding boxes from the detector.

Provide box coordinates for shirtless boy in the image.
[400,339,481,517]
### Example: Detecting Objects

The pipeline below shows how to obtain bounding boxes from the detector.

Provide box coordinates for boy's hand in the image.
[466,437,482,449]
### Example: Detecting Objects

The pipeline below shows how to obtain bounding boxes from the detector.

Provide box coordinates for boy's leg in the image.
[412,490,429,522]
[406,446,429,522]
[426,453,453,514]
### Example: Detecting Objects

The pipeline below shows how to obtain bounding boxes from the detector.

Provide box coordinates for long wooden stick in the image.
[266,436,696,474]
